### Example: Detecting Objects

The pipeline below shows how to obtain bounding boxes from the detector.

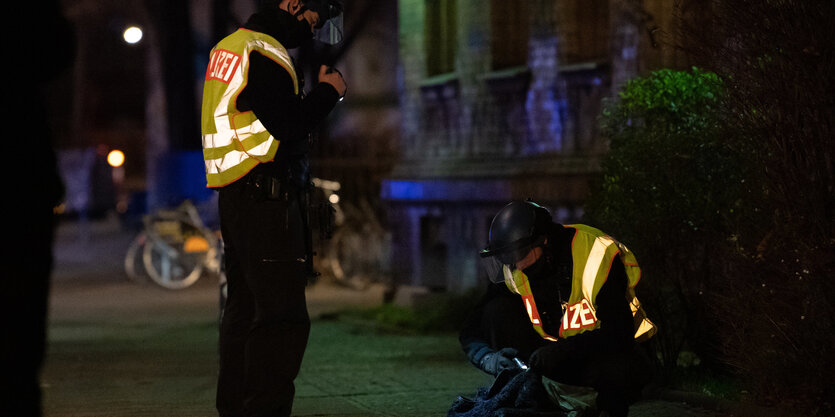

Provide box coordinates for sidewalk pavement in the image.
[43,216,779,417]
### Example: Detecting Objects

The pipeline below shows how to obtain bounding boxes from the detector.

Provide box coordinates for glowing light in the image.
[184,236,210,253]
[328,193,340,204]
[107,150,125,167]
[123,26,143,44]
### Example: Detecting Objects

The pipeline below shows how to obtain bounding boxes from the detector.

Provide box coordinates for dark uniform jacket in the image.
[459,222,636,374]
[236,9,340,185]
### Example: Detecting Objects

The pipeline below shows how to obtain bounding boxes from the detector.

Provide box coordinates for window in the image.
[556,0,609,64]
[425,0,457,76]
[490,0,529,70]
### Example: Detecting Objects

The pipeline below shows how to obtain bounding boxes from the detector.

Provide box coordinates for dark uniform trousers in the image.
[480,294,651,417]
[1,204,55,417]
[216,176,310,417]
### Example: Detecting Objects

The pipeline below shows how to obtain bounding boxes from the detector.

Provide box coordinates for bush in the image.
[588,1,835,412]
[585,67,749,375]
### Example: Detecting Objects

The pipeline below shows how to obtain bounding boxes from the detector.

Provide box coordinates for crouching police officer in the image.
[459,200,657,417]
[201,0,346,416]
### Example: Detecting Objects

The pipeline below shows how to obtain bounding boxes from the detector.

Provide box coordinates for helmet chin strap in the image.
[522,244,563,283]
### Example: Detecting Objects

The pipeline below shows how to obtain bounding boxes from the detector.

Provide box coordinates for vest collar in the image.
[244,9,292,45]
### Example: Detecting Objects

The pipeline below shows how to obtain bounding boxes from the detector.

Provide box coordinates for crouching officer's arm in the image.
[460,310,497,374]
[459,284,496,374]
[459,284,526,375]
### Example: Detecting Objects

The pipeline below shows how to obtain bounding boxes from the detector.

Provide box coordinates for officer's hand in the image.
[299,9,320,31]
[479,347,521,376]
[319,65,347,98]
[528,343,570,378]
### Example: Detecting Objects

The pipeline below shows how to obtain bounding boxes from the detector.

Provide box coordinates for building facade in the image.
[382,0,689,292]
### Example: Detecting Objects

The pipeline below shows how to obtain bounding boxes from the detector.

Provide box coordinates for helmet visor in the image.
[306,0,343,45]
[479,242,537,283]
[313,13,343,44]
[480,257,507,283]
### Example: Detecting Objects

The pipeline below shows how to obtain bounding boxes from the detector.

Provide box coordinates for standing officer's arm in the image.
[237,52,341,144]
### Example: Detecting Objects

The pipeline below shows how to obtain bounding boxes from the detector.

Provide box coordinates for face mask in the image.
[276,8,313,49]
[522,252,554,281]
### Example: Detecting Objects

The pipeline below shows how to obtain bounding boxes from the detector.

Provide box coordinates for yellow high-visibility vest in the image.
[504,224,656,342]
[201,29,299,187]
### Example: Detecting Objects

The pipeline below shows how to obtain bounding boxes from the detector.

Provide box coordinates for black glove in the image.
[479,347,523,375]
[528,342,573,378]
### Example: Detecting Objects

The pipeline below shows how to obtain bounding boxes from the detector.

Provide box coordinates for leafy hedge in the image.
[585,67,752,374]
[586,58,834,413]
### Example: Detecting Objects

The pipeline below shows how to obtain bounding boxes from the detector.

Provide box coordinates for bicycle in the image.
[124,200,222,290]
[309,180,392,290]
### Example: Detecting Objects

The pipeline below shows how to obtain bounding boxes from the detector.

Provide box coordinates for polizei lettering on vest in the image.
[561,299,597,332]
[206,49,241,84]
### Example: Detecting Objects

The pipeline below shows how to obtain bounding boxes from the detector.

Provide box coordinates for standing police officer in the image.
[2,2,72,416]
[201,1,346,416]
[460,200,656,417]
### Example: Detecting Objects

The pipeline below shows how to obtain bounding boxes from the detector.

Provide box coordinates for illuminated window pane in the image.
[490,0,529,70]
[557,0,609,64]
[425,0,457,76]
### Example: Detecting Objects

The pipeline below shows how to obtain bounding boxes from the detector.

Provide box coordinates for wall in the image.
[385,0,687,291]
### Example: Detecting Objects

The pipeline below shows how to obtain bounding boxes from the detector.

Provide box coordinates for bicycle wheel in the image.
[142,236,205,290]
[124,232,150,283]
[327,226,375,290]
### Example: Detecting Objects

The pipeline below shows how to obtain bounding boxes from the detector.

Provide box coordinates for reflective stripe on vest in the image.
[201,29,299,187]
[504,224,656,342]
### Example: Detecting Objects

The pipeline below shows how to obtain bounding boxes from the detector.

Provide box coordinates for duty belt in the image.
[243,173,298,201]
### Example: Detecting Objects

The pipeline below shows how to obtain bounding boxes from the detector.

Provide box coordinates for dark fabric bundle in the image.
[448,370,566,417]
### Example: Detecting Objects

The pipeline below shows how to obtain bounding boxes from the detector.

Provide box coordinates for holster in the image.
[309,202,336,241]
[243,174,290,201]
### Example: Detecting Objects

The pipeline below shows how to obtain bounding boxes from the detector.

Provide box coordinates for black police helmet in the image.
[480,200,551,265]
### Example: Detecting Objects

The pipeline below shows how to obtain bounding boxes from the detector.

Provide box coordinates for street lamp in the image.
[123,26,143,44]
[107,149,128,213]
[107,149,125,168]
